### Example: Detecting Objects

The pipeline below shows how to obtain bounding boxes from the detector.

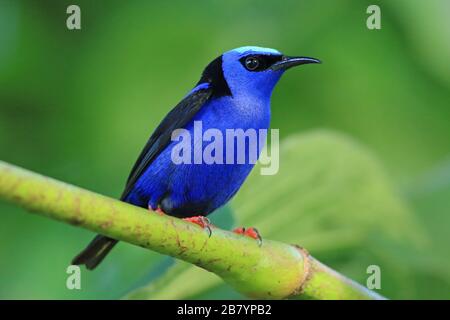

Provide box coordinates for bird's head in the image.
[198,46,320,99]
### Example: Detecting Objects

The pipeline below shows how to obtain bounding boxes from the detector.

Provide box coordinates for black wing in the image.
[120,86,213,201]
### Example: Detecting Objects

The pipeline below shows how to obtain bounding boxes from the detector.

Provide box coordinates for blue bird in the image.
[72,46,320,269]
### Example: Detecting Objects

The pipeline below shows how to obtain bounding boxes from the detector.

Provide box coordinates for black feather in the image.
[198,55,232,98]
[120,86,213,201]
[71,235,118,270]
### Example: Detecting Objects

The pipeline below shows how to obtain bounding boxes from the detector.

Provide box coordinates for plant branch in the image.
[0,161,384,300]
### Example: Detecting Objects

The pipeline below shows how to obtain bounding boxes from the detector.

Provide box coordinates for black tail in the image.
[72,235,118,270]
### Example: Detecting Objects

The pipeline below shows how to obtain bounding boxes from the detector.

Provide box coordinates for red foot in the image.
[233,227,262,245]
[183,216,212,236]
[148,205,166,216]
[154,207,165,216]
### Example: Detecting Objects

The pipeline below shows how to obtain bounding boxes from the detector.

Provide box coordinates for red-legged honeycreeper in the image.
[72,46,320,269]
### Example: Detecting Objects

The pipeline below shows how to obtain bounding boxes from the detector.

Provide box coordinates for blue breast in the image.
[125,94,271,217]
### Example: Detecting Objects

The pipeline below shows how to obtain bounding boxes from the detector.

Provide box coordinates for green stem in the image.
[0,161,384,300]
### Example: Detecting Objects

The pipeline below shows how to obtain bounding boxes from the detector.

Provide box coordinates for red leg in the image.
[183,216,212,237]
[233,227,246,235]
[148,205,166,216]
[233,227,262,246]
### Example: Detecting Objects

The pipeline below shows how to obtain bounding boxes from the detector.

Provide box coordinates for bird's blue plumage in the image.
[232,46,281,55]
[124,47,286,217]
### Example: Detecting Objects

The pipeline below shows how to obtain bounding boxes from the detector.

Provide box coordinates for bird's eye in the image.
[244,57,260,71]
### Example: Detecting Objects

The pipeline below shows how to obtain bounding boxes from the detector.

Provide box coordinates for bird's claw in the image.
[233,227,262,246]
[183,216,212,237]
[153,207,166,216]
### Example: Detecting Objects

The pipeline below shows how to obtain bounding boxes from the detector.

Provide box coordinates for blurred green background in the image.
[0,0,449,299]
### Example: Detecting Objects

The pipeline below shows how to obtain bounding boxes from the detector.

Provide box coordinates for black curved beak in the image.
[270,56,321,71]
